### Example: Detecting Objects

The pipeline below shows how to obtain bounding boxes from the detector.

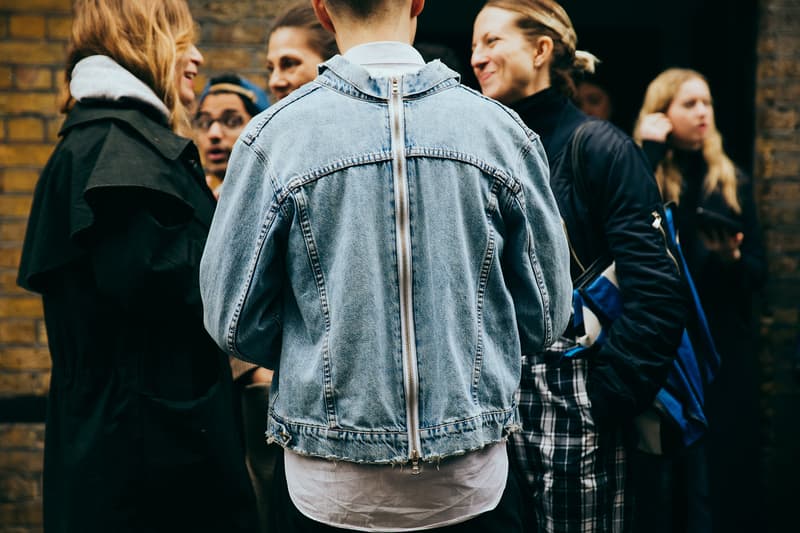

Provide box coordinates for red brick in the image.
[46,16,72,40]
[0,296,42,319]
[0,169,39,193]
[200,48,265,71]
[8,117,45,142]
[0,500,42,527]
[0,144,54,167]
[36,320,46,344]
[0,424,45,449]
[14,66,52,91]
[46,116,63,142]
[0,477,39,502]
[8,16,46,39]
[0,93,60,115]
[0,320,37,343]
[0,371,49,396]
[0,347,51,371]
[0,450,43,473]
[0,42,65,65]
[0,220,29,242]
[0,195,33,217]
[0,270,27,294]
[207,21,269,45]
[0,67,12,89]
[0,0,71,12]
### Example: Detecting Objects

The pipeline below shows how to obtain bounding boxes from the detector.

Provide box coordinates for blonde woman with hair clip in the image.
[635,68,767,533]
[472,1,687,531]
[17,0,258,530]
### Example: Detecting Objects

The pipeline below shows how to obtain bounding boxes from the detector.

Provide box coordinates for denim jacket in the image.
[200,56,572,466]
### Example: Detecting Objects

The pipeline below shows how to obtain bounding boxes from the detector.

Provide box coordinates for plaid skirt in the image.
[510,349,629,533]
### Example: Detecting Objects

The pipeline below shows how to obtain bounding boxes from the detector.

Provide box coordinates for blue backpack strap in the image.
[663,205,721,381]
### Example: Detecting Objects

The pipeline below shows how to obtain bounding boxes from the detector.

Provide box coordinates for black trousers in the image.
[629,439,711,533]
[270,451,523,533]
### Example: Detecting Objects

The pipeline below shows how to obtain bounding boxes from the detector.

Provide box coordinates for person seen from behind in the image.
[471,1,687,531]
[195,74,270,199]
[634,68,767,533]
[16,0,259,531]
[200,0,573,531]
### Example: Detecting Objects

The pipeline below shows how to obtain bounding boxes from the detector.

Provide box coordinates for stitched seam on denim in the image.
[405,147,521,196]
[316,75,385,102]
[242,83,323,146]
[294,189,338,428]
[472,178,502,404]
[280,151,393,193]
[514,144,554,350]
[271,406,515,435]
[226,199,284,358]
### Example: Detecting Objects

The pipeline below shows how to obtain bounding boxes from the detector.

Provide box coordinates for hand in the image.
[638,112,673,143]
[206,174,223,200]
[700,229,744,263]
[248,367,273,386]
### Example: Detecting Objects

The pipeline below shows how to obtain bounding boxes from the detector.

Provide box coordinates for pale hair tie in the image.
[574,50,600,74]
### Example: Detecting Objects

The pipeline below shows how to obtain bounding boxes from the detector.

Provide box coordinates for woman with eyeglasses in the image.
[16,1,258,530]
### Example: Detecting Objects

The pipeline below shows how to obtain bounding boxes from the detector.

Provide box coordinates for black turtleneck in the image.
[509,87,586,162]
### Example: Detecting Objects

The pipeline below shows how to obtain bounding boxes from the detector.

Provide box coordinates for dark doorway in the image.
[417,0,759,174]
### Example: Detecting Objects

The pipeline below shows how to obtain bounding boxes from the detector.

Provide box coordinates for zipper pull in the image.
[410,449,421,475]
[651,211,662,230]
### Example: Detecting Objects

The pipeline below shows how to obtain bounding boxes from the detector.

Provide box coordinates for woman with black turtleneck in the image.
[471,2,687,532]
[635,68,767,533]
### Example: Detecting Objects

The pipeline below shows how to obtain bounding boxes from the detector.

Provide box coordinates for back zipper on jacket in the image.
[389,76,422,474]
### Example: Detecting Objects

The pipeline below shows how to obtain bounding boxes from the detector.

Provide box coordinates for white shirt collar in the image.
[343,41,425,77]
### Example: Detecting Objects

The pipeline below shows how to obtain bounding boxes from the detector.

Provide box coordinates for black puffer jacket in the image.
[511,88,687,427]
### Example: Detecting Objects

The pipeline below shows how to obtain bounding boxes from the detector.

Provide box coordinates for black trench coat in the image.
[17,101,258,532]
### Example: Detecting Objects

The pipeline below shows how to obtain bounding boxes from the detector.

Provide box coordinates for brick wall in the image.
[1,0,798,532]
[0,0,69,528]
[754,1,800,531]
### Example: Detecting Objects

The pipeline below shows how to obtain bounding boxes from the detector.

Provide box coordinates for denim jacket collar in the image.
[317,54,461,100]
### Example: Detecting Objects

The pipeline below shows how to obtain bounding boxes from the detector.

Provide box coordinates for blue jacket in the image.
[199,56,572,465]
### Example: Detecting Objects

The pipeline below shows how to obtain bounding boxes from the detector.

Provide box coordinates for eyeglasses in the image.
[192,110,246,132]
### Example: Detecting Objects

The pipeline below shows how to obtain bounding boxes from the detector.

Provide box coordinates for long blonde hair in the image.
[483,0,598,97]
[61,0,197,134]
[634,68,740,213]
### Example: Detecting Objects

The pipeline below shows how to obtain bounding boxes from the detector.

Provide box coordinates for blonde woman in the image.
[17,1,258,530]
[471,2,686,532]
[635,68,767,533]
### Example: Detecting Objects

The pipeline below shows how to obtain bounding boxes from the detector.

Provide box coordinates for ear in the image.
[533,35,554,68]
[411,0,425,18]
[311,0,336,33]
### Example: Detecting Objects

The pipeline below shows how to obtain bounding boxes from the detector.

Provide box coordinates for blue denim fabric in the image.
[200,55,572,465]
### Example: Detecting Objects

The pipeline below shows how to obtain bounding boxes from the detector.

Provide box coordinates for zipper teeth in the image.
[390,77,421,471]
[653,211,680,273]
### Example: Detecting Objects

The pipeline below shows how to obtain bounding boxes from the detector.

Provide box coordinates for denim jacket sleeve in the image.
[200,140,285,369]
[504,136,573,355]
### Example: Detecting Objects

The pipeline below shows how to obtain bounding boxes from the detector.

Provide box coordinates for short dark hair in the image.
[268,1,338,61]
[325,0,387,19]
